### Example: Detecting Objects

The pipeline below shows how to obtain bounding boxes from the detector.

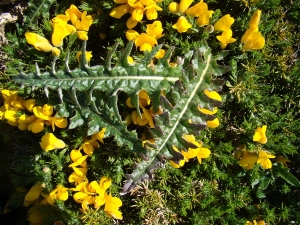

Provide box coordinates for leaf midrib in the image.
[133,53,212,180]
[15,76,180,83]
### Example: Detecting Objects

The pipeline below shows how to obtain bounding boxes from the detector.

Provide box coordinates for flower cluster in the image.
[23,127,123,222]
[126,20,164,52]
[170,134,211,168]
[67,128,123,219]
[246,220,266,225]
[25,5,93,56]
[110,0,163,29]
[169,0,214,33]
[237,126,290,169]
[72,177,122,219]
[214,14,237,49]
[125,90,163,128]
[241,10,265,50]
[238,149,275,170]
[0,90,68,133]
[40,133,66,152]
[23,182,69,224]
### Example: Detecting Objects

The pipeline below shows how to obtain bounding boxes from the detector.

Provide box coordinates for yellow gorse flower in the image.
[25,32,61,57]
[253,125,267,144]
[110,0,162,29]
[172,16,192,33]
[180,134,211,164]
[216,29,237,49]
[257,150,275,169]
[214,14,236,49]
[170,0,214,33]
[127,20,164,52]
[239,151,258,170]
[46,185,69,205]
[65,5,93,41]
[39,133,66,152]
[0,90,67,133]
[25,5,93,55]
[241,9,265,50]
[76,51,93,66]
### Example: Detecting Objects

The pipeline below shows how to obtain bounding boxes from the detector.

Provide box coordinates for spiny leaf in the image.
[24,0,56,29]
[121,42,229,194]
[13,41,228,193]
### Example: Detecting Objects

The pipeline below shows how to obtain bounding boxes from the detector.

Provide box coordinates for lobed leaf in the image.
[13,40,229,193]
[24,0,56,29]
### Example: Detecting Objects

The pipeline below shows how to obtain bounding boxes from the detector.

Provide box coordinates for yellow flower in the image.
[65,4,82,26]
[51,16,76,47]
[40,133,66,151]
[92,128,106,144]
[33,106,51,120]
[241,10,265,50]
[135,33,158,52]
[28,118,45,133]
[249,10,261,28]
[241,26,258,43]
[104,193,123,220]
[155,49,165,59]
[168,2,179,13]
[198,107,218,115]
[72,177,113,211]
[169,146,186,168]
[126,17,139,29]
[179,0,194,14]
[76,51,93,65]
[253,125,267,144]
[196,10,213,27]
[257,150,275,169]
[143,0,163,20]
[242,31,265,51]
[110,4,131,19]
[18,114,37,131]
[204,89,222,101]
[214,14,235,31]
[25,32,62,57]
[24,183,44,207]
[65,4,93,41]
[4,109,19,126]
[206,118,220,128]
[146,20,164,39]
[69,168,88,185]
[172,16,192,33]
[275,155,291,168]
[239,151,258,170]
[131,5,144,22]
[185,0,213,26]
[127,56,135,64]
[186,0,208,17]
[216,29,237,49]
[25,32,53,52]
[126,29,140,41]
[24,99,35,112]
[181,134,211,164]
[76,11,93,31]
[46,185,69,205]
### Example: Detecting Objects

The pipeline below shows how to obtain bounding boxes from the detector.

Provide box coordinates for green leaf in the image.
[24,0,56,29]
[272,164,300,187]
[259,176,272,190]
[13,40,228,193]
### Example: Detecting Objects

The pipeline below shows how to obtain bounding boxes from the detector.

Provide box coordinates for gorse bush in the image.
[0,0,299,224]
